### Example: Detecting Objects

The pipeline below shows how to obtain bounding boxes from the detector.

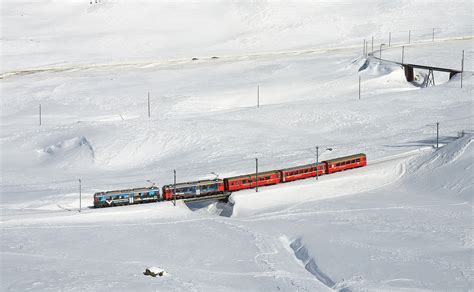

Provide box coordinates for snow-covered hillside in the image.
[2,0,473,71]
[1,1,473,291]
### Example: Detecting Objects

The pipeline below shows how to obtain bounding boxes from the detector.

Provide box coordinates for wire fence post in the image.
[371,36,374,54]
[408,30,411,44]
[39,104,42,126]
[432,28,435,42]
[173,170,176,206]
[358,76,361,100]
[257,85,260,109]
[315,146,319,180]
[401,46,405,64]
[255,158,259,192]
[436,122,439,149]
[79,179,82,212]
[147,92,150,118]
[461,50,464,88]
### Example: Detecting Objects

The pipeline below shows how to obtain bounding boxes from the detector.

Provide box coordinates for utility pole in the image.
[255,158,259,192]
[147,92,150,118]
[173,170,176,206]
[389,32,391,46]
[39,104,42,126]
[432,28,435,42]
[408,30,411,44]
[78,179,82,212]
[436,122,439,149]
[371,36,374,54]
[315,146,319,180]
[358,76,361,100]
[461,50,464,88]
[257,85,260,109]
[401,46,405,64]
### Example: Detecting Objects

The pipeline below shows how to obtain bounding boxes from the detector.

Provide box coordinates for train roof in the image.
[224,170,280,181]
[94,186,159,196]
[324,153,366,164]
[163,179,223,189]
[280,162,324,172]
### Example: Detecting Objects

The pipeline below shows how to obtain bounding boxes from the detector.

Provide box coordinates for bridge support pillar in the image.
[424,69,435,87]
[404,65,414,82]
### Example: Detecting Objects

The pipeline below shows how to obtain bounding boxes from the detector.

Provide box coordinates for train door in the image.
[129,194,134,204]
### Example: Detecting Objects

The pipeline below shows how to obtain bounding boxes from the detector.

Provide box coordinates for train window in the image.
[266,176,270,180]
[336,163,340,167]
[356,158,360,162]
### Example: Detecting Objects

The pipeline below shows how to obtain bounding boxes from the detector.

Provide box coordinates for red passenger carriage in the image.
[325,153,366,174]
[224,170,280,192]
[281,163,326,182]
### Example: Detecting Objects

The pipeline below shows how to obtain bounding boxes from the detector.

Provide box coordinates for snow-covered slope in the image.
[2,135,472,291]
[2,0,473,71]
[1,0,473,291]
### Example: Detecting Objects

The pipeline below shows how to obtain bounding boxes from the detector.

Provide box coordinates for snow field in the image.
[1,1,473,291]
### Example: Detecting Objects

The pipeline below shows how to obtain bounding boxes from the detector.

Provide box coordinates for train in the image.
[93,153,366,208]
